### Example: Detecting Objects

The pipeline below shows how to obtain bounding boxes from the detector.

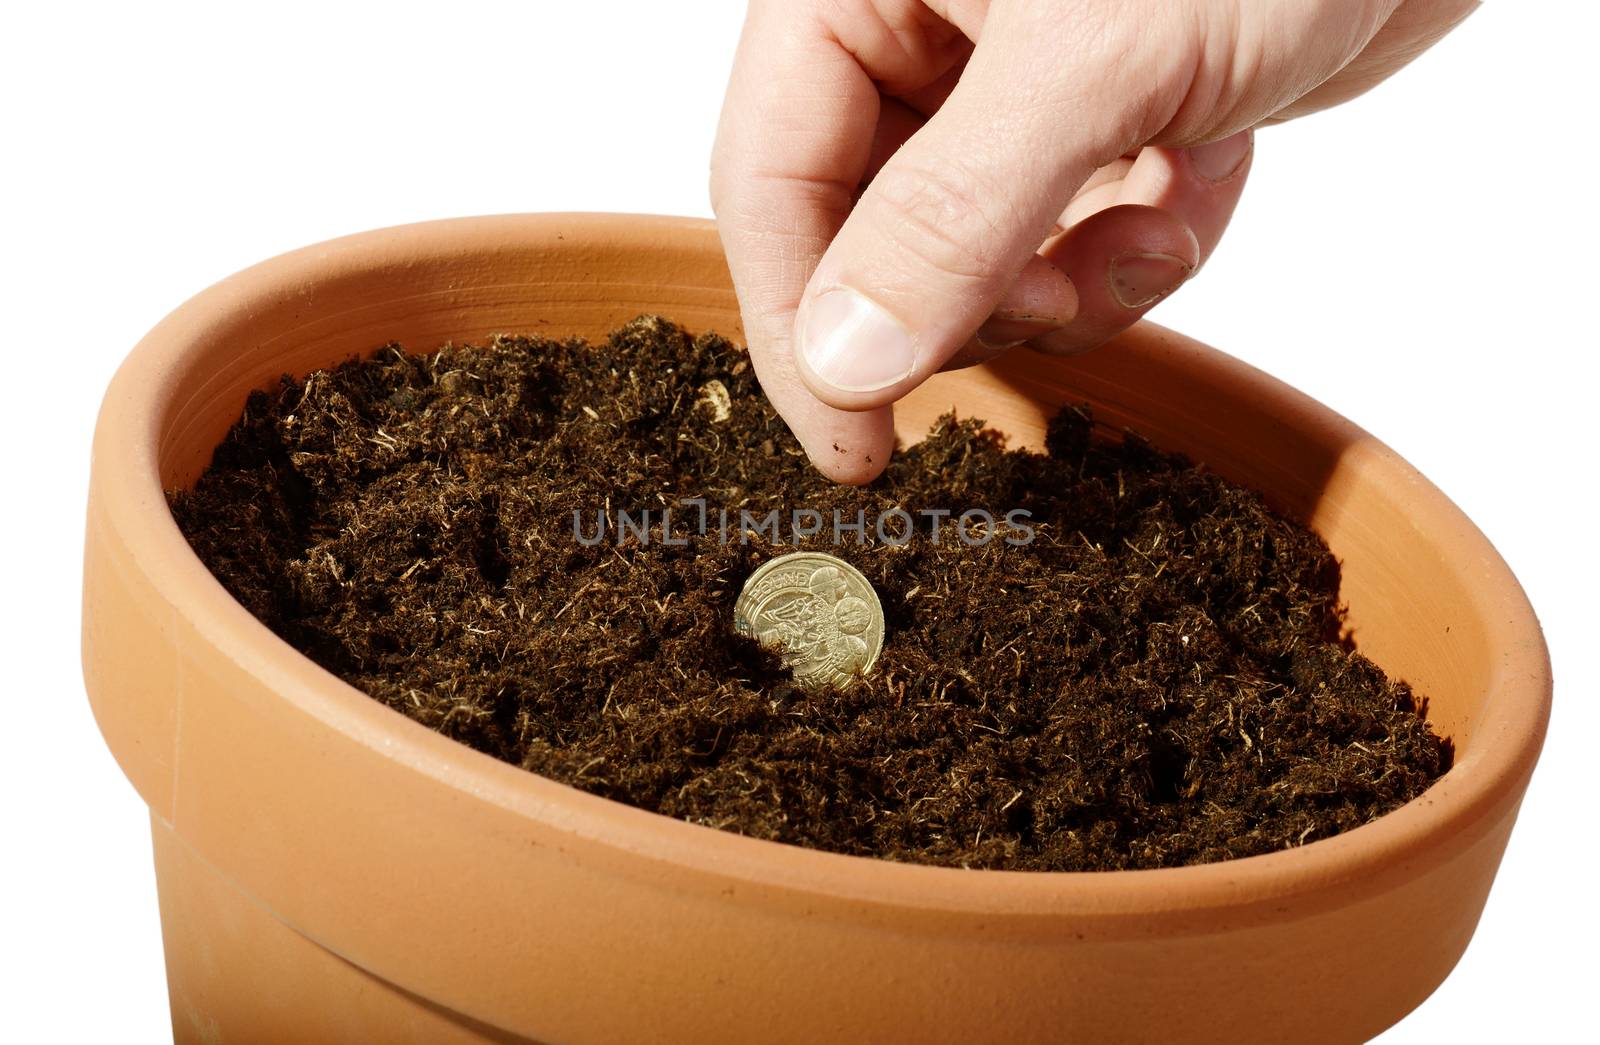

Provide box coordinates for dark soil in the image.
[169,316,1449,872]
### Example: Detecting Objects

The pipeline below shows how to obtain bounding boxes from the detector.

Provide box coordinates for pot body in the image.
[83,215,1550,1044]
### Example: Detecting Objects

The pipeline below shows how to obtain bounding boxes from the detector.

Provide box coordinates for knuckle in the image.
[866,158,1012,283]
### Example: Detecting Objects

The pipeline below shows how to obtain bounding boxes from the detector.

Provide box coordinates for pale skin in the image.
[711,0,1478,483]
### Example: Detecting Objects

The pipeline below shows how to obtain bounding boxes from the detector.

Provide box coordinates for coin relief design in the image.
[734,552,885,689]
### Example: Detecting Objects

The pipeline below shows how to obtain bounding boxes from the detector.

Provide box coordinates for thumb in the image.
[792,10,1162,409]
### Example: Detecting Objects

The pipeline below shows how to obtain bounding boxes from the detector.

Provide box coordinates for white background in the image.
[2,2,1594,1041]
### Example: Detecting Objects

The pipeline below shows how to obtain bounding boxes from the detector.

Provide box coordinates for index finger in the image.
[709,2,895,483]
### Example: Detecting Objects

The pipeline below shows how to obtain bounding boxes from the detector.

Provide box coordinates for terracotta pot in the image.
[83,214,1550,1044]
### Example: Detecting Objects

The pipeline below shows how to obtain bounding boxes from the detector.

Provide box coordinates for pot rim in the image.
[92,212,1551,921]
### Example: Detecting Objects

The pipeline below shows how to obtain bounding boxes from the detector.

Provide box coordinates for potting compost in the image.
[170,316,1450,871]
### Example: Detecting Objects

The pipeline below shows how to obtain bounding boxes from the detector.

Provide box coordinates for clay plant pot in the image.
[84,214,1550,1044]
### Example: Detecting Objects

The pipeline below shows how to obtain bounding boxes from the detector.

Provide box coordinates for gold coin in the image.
[733,551,885,690]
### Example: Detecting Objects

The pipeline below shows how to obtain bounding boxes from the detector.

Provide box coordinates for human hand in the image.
[710,0,1477,482]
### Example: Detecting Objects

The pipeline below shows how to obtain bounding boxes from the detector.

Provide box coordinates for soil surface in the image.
[170,316,1449,871]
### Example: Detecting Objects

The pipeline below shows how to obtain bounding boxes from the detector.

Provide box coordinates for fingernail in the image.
[799,287,917,393]
[1187,130,1252,181]
[1109,253,1191,309]
[975,312,1065,349]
